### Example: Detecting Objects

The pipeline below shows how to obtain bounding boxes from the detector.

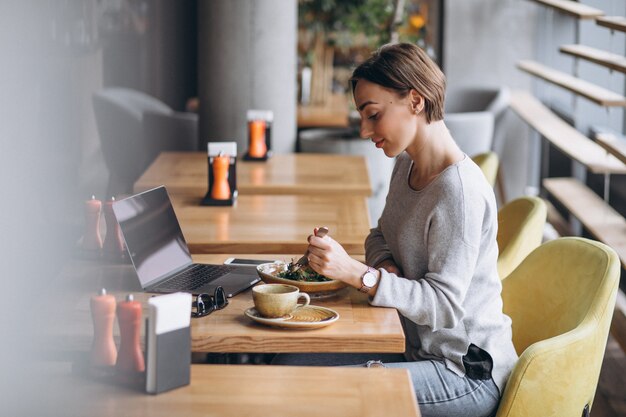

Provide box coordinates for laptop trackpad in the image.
[198,272,259,297]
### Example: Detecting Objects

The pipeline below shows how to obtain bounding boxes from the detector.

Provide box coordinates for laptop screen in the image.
[113,187,193,287]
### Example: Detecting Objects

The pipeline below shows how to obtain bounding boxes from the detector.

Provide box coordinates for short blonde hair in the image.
[350,43,446,123]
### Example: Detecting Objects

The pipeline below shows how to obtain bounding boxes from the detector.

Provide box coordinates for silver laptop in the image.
[112,186,260,296]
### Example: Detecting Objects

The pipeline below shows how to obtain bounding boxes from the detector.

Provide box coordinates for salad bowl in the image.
[256,261,347,298]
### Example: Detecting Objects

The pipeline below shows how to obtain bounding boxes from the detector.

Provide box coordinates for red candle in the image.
[103,197,125,255]
[211,153,231,200]
[90,288,117,367]
[83,195,103,250]
[116,294,145,373]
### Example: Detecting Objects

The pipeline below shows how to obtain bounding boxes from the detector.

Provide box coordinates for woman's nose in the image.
[360,120,373,139]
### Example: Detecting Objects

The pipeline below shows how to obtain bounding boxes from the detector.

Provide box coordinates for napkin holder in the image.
[145,292,192,395]
[202,142,238,206]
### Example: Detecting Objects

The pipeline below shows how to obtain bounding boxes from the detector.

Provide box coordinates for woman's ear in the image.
[409,89,424,114]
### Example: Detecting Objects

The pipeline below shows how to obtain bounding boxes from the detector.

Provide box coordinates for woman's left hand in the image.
[306,229,365,285]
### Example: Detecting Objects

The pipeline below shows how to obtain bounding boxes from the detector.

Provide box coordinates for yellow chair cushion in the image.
[496,197,546,280]
[496,237,620,417]
[472,151,499,187]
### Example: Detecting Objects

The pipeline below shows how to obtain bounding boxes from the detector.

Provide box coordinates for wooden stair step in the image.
[517,60,626,107]
[543,177,626,269]
[545,199,572,236]
[560,44,626,74]
[509,91,626,174]
[595,132,626,166]
[530,0,604,19]
[596,16,626,33]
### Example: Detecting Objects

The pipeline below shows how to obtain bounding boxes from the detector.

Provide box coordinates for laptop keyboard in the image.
[153,264,235,291]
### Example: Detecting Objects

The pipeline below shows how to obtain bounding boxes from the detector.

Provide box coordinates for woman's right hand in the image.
[376,259,402,275]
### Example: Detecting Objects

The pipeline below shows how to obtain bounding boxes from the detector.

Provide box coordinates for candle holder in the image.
[243,110,273,161]
[202,142,238,206]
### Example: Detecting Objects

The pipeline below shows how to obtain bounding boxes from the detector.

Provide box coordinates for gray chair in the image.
[445,111,494,157]
[143,111,198,162]
[93,88,198,196]
[444,87,510,156]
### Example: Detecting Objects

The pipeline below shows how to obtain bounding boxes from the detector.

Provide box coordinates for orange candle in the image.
[211,153,231,200]
[90,288,117,367]
[248,119,267,158]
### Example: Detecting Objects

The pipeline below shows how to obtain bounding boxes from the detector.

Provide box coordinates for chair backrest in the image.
[496,196,546,279]
[445,86,510,155]
[497,237,620,417]
[143,110,199,162]
[446,87,509,116]
[92,88,172,195]
[472,151,499,187]
[445,111,494,157]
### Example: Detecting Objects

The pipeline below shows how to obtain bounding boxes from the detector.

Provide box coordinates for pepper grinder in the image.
[82,195,103,251]
[211,152,231,200]
[116,294,145,374]
[89,288,117,367]
[103,196,125,259]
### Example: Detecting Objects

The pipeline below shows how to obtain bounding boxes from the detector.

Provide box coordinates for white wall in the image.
[444,0,540,203]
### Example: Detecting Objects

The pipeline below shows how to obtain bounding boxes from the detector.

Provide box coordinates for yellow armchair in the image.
[472,151,499,187]
[497,196,547,280]
[496,237,620,417]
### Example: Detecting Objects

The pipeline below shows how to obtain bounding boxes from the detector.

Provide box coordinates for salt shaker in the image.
[82,195,103,251]
[89,288,117,367]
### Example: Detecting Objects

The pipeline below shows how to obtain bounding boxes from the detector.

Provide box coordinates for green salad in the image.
[277,262,331,282]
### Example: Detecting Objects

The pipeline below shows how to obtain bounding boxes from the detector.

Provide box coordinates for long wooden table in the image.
[46,254,405,355]
[39,364,421,417]
[170,193,370,254]
[134,152,372,197]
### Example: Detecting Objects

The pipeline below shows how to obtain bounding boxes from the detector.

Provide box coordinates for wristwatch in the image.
[359,266,379,294]
[366,360,386,368]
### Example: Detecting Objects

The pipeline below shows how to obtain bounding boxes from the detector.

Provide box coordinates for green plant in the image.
[299,0,400,49]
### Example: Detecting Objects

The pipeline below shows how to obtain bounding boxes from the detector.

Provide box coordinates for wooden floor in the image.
[593,335,626,416]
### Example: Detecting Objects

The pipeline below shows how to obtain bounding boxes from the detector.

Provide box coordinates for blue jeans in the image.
[271,353,500,417]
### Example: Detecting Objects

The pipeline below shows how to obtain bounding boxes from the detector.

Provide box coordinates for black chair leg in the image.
[582,403,590,417]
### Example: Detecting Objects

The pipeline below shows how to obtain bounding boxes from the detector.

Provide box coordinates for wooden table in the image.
[134,152,371,197]
[39,364,420,417]
[46,255,404,355]
[170,193,370,254]
[189,254,404,353]
[297,93,350,128]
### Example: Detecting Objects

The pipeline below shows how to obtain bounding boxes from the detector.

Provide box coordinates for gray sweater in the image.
[366,152,518,393]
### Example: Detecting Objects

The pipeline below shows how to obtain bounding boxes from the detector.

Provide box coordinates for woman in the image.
[275,43,518,417]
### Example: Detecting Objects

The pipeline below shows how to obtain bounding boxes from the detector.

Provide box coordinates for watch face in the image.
[363,271,378,287]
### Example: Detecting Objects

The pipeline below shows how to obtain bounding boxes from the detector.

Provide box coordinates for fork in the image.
[292,226,329,270]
